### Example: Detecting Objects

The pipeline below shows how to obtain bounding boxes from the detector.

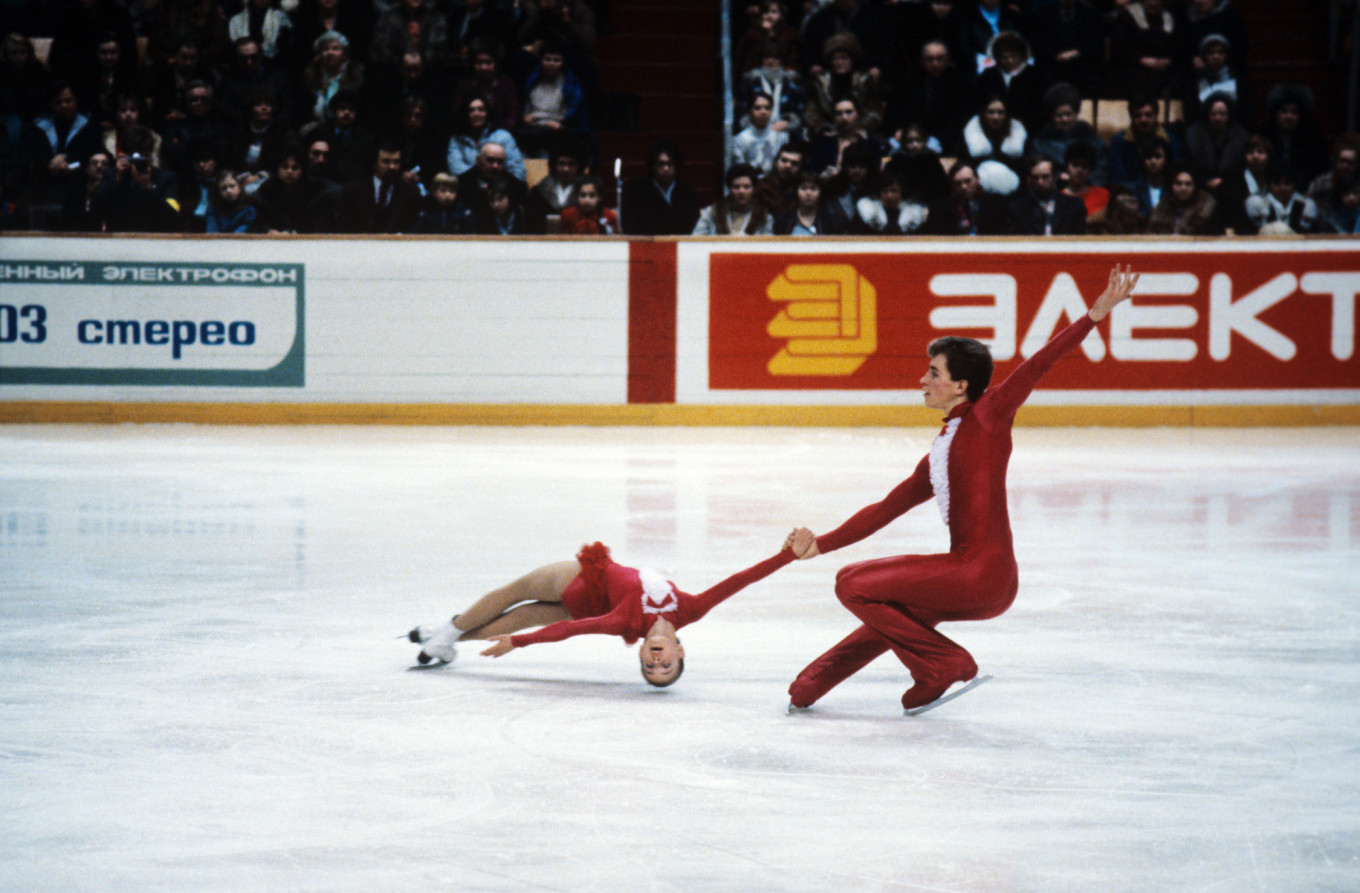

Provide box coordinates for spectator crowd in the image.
[1,0,1356,237]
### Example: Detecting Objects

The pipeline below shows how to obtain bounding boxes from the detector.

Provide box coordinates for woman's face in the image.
[639,633,684,686]
[320,39,345,68]
[1207,101,1230,131]
[1245,145,1269,171]
[4,35,31,68]
[829,51,852,76]
[1051,103,1075,131]
[97,40,120,70]
[277,157,303,185]
[761,3,782,29]
[116,101,140,128]
[251,98,275,124]
[983,100,1008,130]
[1171,172,1196,203]
[728,175,754,211]
[797,180,820,209]
[1275,102,1301,133]
[847,163,868,185]
[576,183,600,214]
[467,100,488,130]
[1143,150,1167,176]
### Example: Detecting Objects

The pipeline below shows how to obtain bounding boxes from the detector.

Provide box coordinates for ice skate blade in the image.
[787,704,813,715]
[407,659,451,671]
[904,674,992,716]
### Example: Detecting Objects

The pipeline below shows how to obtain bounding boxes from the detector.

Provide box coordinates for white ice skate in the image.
[408,618,460,667]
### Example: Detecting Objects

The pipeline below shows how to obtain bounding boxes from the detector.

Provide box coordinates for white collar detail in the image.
[930,417,963,527]
[639,567,679,614]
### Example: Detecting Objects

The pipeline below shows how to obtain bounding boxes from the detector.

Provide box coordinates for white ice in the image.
[1,424,1358,892]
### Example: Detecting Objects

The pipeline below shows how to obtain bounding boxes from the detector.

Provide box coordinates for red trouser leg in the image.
[788,624,891,708]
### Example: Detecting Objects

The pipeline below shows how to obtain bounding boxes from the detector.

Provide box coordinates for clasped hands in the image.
[783,527,819,560]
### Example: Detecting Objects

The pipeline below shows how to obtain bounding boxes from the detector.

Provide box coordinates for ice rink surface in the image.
[1,423,1358,892]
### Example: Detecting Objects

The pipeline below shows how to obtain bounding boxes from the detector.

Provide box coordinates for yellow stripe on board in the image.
[2,402,1359,427]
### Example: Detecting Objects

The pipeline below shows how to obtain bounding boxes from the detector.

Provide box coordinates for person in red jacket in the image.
[409,534,809,686]
[786,264,1140,713]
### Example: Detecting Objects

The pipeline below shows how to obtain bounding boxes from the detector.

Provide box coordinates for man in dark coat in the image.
[336,140,422,233]
[620,139,701,236]
[991,155,1087,235]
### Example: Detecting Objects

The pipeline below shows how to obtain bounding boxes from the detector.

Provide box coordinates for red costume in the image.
[510,543,793,648]
[789,313,1098,709]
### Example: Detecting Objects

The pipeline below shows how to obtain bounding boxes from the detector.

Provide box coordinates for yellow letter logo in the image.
[766,264,877,375]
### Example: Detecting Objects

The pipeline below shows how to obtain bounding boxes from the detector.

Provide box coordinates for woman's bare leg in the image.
[452,560,581,635]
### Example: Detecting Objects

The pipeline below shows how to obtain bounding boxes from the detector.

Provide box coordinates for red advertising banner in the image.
[708,249,1360,391]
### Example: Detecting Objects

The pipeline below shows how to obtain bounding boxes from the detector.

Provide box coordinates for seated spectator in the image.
[24,80,102,210]
[1215,133,1271,234]
[773,170,847,235]
[105,95,165,169]
[1129,137,1171,217]
[916,0,970,85]
[1062,141,1109,221]
[413,171,477,233]
[146,38,218,128]
[1087,188,1149,235]
[1185,92,1249,192]
[447,0,517,75]
[219,37,297,130]
[526,140,582,223]
[1186,34,1252,124]
[959,0,1023,77]
[336,139,422,233]
[226,88,295,192]
[1179,0,1250,76]
[176,140,222,231]
[852,170,929,235]
[1029,0,1104,97]
[1149,163,1224,235]
[960,94,1027,185]
[559,175,618,234]
[446,94,526,182]
[1107,95,1185,189]
[1260,83,1330,187]
[309,89,375,184]
[251,144,333,233]
[1,31,51,123]
[1246,163,1320,234]
[943,160,1008,236]
[457,139,529,228]
[58,147,113,231]
[804,33,882,140]
[162,78,230,182]
[290,0,374,72]
[734,1,801,74]
[693,162,772,235]
[516,0,598,85]
[730,91,789,175]
[146,1,232,74]
[205,169,257,232]
[299,31,365,133]
[1108,0,1177,100]
[822,139,878,223]
[479,181,532,234]
[1029,83,1108,187]
[1307,133,1360,215]
[516,42,589,159]
[451,37,520,136]
[370,0,449,68]
[884,147,953,224]
[228,0,295,63]
[801,0,883,76]
[1320,180,1360,235]
[752,140,806,218]
[95,143,182,232]
[73,30,140,131]
[809,97,884,177]
[46,0,137,87]
[889,39,968,158]
[737,42,804,134]
[392,96,447,188]
[986,154,1087,235]
[621,139,701,235]
[974,31,1043,135]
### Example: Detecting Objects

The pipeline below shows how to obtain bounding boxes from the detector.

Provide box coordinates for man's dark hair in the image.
[1064,140,1098,169]
[646,139,684,170]
[642,656,684,688]
[928,337,994,402]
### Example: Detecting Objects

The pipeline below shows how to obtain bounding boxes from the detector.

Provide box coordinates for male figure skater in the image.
[787,265,1140,712]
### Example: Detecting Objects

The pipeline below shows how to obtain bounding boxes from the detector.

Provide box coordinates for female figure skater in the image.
[409,533,812,687]
[786,265,1140,713]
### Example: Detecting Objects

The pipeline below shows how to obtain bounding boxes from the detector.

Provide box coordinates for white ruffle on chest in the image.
[929,418,962,526]
[638,567,679,614]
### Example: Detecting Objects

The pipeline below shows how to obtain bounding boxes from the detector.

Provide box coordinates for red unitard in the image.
[788,313,1098,708]
[510,543,794,649]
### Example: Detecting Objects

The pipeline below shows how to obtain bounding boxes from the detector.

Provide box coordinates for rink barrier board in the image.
[2,401,1359,427]
[2,234,1358,425]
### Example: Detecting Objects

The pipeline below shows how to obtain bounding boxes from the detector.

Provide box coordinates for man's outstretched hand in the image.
[1089,264,1140,323]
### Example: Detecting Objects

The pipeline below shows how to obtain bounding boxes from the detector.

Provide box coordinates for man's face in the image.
[237,41,262,71]
[1206,101,1229,130]
[553,154,579,183]
[1131,103,1158,135]
[952,166,978,202]
[277,157,303,186]
[186,87,212,117]
[1335,149,1359,181]
[921,42,948,78]
[1029,160,1055,198]
[541,53,564,79]
[473,53,496,80]
[774,150,802,181]
[1171,172,1197,203]
[1066,160,1091,189]
[51,87,78,121]
[1052,104,1076,131]
[175,45,198,71]
[1202,43,1227,72]
[116,101,139,128]
[375,149,403,181]
[1269,177,1297,204]
[194,157,218,180]
[334,104,357,128]
[996,49,1022,74]
[97,40,120,70]
[1143,150,1167,176]
[750,96,773,128]
[829,51,852,76]
[400,52,423,80]
[309,141,331,169]
[478,145,507,178]
[652,152,676,186]
[833,100,858,132]
[87,153,111,182]
[1245,145,1269,171]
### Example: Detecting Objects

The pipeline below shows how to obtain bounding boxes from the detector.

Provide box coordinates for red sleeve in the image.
[814,453,935,554]
[974,313,1095,428]
[509,605,630,648]
[678,549,797,625]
